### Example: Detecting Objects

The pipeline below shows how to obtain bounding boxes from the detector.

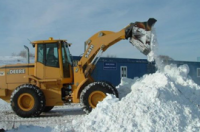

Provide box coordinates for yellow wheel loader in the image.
[0,18,156,117]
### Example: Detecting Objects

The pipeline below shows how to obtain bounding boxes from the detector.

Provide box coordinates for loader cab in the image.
[32,38,73,84]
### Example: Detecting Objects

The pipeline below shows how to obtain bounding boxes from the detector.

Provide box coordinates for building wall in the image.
[72,56,200,86]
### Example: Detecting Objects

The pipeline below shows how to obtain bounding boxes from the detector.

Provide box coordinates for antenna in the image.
[27,38,32,44]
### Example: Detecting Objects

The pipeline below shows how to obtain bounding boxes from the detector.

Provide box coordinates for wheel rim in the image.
[88,91,106,108]
[18,93,35,111]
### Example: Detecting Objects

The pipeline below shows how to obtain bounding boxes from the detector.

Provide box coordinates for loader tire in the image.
[43,106,54,112]
[100,81,119,98]
[80,82,118,114]
[10,84,45,118]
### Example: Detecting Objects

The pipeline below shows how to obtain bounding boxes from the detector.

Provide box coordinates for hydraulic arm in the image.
[79,18,157,77]
[71,18,157,104]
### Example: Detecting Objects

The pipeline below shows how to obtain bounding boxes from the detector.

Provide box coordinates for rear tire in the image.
[10,84,45,117]
[43,106,54,112]
[80,82,118,114]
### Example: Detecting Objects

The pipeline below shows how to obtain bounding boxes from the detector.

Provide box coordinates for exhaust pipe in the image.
[24,45,30,64]
[125,18,157,55]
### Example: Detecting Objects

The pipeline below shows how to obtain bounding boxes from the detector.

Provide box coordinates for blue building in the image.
[73,56,200,86]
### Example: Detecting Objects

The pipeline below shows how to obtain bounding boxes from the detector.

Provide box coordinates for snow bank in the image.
[73,64,200,132]
[0,56,26,66]
[0,56,34,66]
[0,99,11,112]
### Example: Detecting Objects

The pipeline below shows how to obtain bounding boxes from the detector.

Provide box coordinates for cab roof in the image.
[31,37,67,46]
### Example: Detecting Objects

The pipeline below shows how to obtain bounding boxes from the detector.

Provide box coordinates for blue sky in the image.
[0,0,200,61]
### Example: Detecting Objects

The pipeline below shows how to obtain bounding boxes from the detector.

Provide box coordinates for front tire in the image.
[80,82,118,114]
[10,84,45,117]
[100,81,119,98]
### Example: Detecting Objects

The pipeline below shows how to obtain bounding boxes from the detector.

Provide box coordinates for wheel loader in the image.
[0,18,156,117]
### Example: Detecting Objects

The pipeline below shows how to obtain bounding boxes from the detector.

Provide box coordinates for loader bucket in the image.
[126,18,157,55]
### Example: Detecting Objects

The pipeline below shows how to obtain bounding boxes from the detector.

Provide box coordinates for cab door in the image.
[36,43,61,79]
[35,42,73,83]
[44,43,61,79]
[61,42,73,83]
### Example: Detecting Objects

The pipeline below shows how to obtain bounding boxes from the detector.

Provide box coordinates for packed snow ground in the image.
[73,64,200,132]
[1,54,200,131]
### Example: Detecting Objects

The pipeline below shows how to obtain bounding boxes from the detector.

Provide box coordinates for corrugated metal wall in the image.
[72,56,200,86]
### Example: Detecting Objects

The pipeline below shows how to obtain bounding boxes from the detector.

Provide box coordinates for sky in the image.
[0,0,200,62]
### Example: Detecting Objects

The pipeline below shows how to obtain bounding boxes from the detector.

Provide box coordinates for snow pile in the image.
[116,77,139,99]
[0,99,11,112]
[72,64,200,132]
[0,56,26,66]
[0,56,35,66]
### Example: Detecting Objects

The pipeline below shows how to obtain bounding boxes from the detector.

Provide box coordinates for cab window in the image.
[37,44,44,64]
[62,42,72,78]
[37,43,59,67]
[46,43,59,67]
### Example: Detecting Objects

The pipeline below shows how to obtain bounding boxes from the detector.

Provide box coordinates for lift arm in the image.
[78,18,157,77]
